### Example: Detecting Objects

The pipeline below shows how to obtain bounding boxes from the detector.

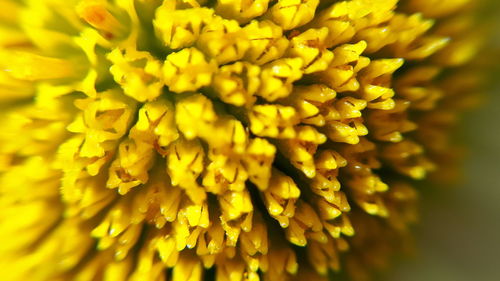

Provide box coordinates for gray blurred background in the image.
[386,7,500,280]
[386,81,500,281]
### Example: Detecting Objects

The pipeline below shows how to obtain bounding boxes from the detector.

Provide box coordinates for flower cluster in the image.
[0,0,483,281]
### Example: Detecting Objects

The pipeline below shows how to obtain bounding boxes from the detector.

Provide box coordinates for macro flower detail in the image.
[0,1,484,281]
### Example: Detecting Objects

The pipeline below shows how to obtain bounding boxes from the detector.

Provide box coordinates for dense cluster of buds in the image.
[0,1,483,281]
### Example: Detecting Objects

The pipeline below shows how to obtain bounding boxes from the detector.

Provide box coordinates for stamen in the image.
[0,51,76,81]
[77,1,125,39]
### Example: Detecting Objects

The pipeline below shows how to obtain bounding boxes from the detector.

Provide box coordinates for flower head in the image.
[0,0,484,281]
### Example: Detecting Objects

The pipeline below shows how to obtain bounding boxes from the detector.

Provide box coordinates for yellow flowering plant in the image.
[0,0,487,281]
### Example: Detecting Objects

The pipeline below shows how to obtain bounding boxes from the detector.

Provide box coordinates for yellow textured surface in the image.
[0,0,486,281]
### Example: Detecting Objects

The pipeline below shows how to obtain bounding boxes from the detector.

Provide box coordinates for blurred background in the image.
[386,4,500,280]
[386,79,500,281]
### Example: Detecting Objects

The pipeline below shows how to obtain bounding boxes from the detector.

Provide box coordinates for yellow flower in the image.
[0,0,486,281]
